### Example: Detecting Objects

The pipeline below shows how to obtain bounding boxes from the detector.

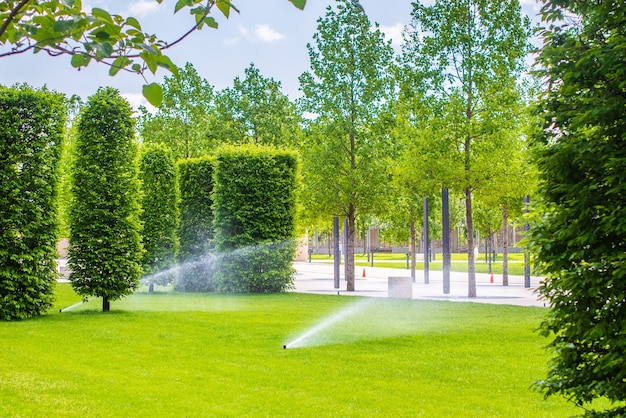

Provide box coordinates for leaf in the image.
[143,83,163,107]
[216,0,232,18]
[52,19,75,33]
[91,8,113,23]
[203,17,218,29]
[175,0,193,14]
[289,0,306,10]
[125,17,142,31]
[156,55,178,76]
[71,53,91,68]
[109,56,132,76]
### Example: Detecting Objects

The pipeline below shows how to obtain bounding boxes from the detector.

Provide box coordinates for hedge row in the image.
[139,144,179,279]
[0,85,66,320]
[176,156,215,291]
[212,145,298,292]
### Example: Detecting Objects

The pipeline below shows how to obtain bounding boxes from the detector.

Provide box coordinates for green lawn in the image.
[0,283,582,417]
[312,252,530,276]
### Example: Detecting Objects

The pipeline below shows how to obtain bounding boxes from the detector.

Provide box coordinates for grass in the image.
[0,283,582,417]
[312,252,530,276]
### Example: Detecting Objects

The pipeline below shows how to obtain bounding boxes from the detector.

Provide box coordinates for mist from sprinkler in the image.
[283,299,375,349]
[59,299,90,313]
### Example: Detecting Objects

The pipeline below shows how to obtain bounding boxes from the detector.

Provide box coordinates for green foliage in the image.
[139,144,179,280]
[0,1,307,105]
[138,63,215,160]
[212,63,302,148]
[213,145,298,292]
[68,87,143,308]
[176,156,215,291]
[299,0,395,291]
[0,85,65,320]
[400,0,532,297]
[531,1,626,414]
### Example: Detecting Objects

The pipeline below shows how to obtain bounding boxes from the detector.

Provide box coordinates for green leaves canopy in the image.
[531,1,626,414]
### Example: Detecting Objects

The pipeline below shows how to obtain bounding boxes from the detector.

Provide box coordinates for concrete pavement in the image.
[292,261,547,307]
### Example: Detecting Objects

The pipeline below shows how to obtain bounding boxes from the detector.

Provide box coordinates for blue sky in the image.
[0,0,542,109]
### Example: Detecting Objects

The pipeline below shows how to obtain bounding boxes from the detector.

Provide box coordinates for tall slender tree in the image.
[400,0,531,297]
[299,0,395,291]
[69,87,143,312]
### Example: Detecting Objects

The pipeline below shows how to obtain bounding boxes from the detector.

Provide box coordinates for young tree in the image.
[0,1,306,105]
[212,63,302,148]
[401,0,531,297]
[531,1,626,415]
[138,63,215,160]
[69,87,143,312]
[299,0,395,291]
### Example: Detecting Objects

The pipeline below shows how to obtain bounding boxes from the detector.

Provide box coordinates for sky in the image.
[0,0,543,110]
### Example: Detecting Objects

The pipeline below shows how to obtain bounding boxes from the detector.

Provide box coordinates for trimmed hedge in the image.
[139,144,179,281]
[0,85,66,320]
[68,87,143,311]
[176,156,215,291]
[213,145,298,292]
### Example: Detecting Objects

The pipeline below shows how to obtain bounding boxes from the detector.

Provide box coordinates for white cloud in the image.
[122,92,155,113]
[253,24,286,42]
[124,0,162,18]
[235,24,286,43]
[379,23,405,47]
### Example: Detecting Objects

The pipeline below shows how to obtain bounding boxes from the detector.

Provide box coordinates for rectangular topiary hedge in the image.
[212,145,299,292]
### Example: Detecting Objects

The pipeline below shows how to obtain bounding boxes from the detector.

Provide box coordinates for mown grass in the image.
[312,253,529,276]
[0,283,582,417]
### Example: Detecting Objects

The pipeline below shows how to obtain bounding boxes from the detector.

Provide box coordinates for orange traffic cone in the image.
[362,268,366,278]
[490,273,494,283]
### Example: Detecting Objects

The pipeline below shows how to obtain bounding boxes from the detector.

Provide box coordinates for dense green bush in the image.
[176,156,215,291]
[531,2,626,415]
[139,144,179,283]
[0,85,66,320]
[68,87,143,311]
[213,145,298,292]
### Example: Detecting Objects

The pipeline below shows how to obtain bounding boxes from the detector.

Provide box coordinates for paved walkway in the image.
[292,262,547,307]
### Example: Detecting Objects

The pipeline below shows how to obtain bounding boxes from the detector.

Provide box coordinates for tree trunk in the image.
[346,205,356,291]
[465,186,476,297]
[102,296,110,312]
[423,197,429,284]
[410,220,416,282]
[502,205,509,286]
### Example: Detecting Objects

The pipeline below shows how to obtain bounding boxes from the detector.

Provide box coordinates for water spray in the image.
[59,298,90,313]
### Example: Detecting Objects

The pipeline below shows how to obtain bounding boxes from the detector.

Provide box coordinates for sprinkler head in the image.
[283,344,287,349]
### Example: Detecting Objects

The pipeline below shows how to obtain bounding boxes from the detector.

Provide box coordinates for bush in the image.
[0,85,66,320]
[68,87,143,311]
[213,145,298,292]
[139,144,179,284]
[176,156,215,291]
